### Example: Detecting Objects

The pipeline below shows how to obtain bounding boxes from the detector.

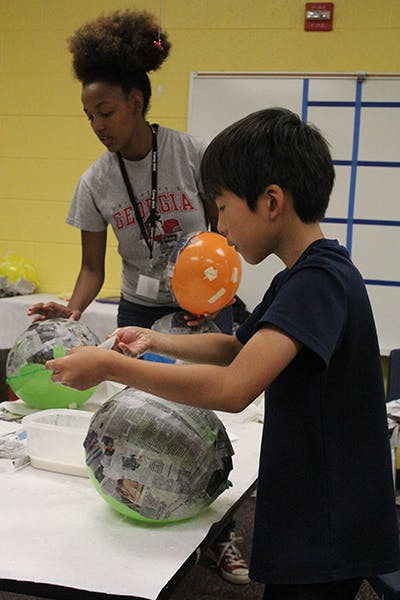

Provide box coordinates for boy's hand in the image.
[112,326,154,358]
[45,346,108,390]
[28,301,82,323]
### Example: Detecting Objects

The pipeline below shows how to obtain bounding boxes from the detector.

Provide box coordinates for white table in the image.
[0,293,118,349]
[0,408,263,600]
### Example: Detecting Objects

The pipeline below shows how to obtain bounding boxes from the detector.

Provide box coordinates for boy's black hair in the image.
[201,108,335,223]
[68,10,171,115]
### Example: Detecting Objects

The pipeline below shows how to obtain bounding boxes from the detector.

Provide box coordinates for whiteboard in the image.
[188,72,400,354]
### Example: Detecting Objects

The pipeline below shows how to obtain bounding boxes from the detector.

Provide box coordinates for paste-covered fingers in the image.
[28,301,73,320]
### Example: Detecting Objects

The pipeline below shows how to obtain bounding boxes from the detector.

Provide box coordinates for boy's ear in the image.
[264,185,285,218]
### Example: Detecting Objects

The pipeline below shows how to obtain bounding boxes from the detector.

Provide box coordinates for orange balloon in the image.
[169,232,242,315]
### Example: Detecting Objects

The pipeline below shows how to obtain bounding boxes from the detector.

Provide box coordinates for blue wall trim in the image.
[302,79,309,121]
[305,79,400,291]
[346,80,363,254]
[308,101,400,108]
[334,160,400,167]
[324,217,400,227]
[365,280,400,287]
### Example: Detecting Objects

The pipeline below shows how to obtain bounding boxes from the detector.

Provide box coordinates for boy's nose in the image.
[217,217,227,236]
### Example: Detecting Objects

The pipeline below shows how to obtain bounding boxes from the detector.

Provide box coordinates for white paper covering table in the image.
[0,293,118,349]
[0,410,262,600]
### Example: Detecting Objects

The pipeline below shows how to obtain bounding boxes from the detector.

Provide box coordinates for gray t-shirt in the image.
[67,126,209,307]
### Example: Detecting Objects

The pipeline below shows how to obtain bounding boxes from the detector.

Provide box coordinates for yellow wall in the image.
[1,0,399,296]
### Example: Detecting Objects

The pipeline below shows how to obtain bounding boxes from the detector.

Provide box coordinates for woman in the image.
[29,9,223,329]
[28,9,246,584]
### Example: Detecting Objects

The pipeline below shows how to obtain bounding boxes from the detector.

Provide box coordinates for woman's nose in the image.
[92,116,104,134]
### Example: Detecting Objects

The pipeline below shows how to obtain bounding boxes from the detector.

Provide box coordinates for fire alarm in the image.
[304,2,334,31]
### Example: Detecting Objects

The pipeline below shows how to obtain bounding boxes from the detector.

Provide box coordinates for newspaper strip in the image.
[84,387,234,521]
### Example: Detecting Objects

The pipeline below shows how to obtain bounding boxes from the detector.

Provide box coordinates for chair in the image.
[387,349,400,402]
[368,571,400,599]
[367,350,400,598]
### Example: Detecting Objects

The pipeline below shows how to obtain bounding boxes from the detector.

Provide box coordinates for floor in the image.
[0,492,382,600]
[165,494,380,600]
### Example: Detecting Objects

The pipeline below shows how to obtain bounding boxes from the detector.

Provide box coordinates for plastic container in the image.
[22,409,93,477]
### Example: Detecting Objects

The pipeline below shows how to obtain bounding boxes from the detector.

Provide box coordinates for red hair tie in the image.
[154,0,164,51]
[153,39,164,51]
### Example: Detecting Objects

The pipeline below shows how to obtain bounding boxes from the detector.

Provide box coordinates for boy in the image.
[47,108,399,599]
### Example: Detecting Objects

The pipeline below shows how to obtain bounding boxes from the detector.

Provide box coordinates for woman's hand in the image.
[46,346,109,390]
[182,312,213,328]
[28,301,82,322]
[182,298,236,328]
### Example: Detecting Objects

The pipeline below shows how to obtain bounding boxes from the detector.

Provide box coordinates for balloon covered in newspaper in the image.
[168,231,242,316]
[84,388,234,523]
[142,310,221,364]
[6,318,99,409]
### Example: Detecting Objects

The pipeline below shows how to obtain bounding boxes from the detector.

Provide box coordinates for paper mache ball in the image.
[6,318,99,409]
[152,310,221,334]
[84,387,234,523]
[142,310,220,364]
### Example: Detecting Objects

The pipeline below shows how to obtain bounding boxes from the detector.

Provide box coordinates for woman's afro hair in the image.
[68,9,171,83]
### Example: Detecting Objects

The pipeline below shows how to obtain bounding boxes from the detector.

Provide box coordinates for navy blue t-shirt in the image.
[236,239,399,584]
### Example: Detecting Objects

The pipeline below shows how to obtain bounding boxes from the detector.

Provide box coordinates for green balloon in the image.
[7,362,96,409]
[6,318,99,409]
[87,467,181,524]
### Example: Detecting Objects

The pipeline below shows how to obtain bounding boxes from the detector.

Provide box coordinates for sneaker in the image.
[212,529,250,585]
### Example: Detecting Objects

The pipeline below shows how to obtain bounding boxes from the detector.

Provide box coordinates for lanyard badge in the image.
[117,124,171,301]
